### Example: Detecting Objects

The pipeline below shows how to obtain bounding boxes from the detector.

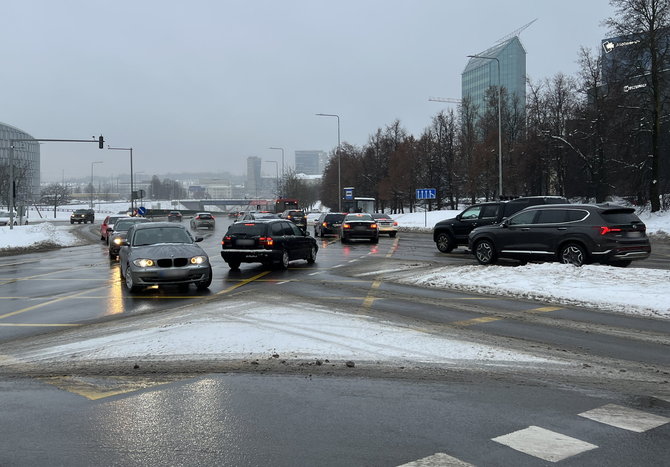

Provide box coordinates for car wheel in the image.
[559,243,586,267]
[307,246,317,264]
[609,260,632,267]
[280,250,290,269]
[125,268,141,293]
[227,260,241,270]
[71,221,74,224]
[474,239,497,265]
[314,229,318,237]
[436,232,455,253]
[196,268,213,290]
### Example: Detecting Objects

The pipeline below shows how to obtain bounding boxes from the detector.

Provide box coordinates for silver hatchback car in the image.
[118,222,212,293]
[190,212,215,230]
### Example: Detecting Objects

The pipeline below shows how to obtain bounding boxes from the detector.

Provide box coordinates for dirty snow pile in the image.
[0,223,79,250]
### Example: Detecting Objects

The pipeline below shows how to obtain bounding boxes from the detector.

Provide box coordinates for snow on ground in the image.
[15,300,553,365]
[1,201,669,365]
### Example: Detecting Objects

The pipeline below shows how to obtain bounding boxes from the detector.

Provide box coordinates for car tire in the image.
[108,250,116,260]
[559,243,586,267]
[279,250,290,269]
[307,246,317,264]
[314,229,318,237]
[227,260,241,270]
[125,268,141,293]
[196,268,213,290]
[71,221,74,224]
[436,232,455,253]
[474,239,497,265]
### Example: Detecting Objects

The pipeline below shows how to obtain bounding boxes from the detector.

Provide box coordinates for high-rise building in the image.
[245,156,262,197]
[295,150,327,176]
[0,122,40,205]
[462,36,526,117]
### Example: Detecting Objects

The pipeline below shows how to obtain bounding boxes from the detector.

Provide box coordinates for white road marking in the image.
[578,404,670,432]
[397,452,474,466]
[492,425,598,462]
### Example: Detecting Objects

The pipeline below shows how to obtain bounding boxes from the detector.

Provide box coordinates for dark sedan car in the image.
[108,217,151,259]
[167,211,183,222]
[314,213,346,237]
[221,219,317,270]
[119,222,212,293]
[468,204,651,267]
[340,213,379,244]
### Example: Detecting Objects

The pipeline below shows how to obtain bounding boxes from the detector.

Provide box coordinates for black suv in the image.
[281,209,307,232]
[221,219,318,270]
[70,209,95,224]
[433,196,568,253]
[468,204,651,267]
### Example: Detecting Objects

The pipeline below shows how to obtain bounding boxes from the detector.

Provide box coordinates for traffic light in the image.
[98,135,104,149]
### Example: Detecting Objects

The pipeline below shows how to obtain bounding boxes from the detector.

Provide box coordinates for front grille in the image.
[174,258,188,267]
[157,259,172,267]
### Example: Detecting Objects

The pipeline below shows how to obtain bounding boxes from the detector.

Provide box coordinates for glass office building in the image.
[0,122,40,206]
[462,36,526,117]
[295,150,327,175]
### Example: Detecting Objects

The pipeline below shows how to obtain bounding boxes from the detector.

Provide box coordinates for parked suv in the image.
[70,209,95,224]
[433,196,568,253]
[468,204,651,267]
[221,219,317,270]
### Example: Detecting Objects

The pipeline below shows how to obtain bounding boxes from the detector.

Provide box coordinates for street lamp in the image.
[90,161,103,208]
[263,160,279,197]
[467,54,503,198]
[315,113,341,211]
[107,146,134,213]
[268,147,285,196]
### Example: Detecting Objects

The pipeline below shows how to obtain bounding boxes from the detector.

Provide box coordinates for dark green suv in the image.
[70,209,95,224]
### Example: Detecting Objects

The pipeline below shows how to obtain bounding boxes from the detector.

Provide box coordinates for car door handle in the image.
[520,228,530,231]
[557,227,567,230]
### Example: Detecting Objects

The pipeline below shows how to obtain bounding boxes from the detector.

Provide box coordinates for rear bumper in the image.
[221,249,281,263]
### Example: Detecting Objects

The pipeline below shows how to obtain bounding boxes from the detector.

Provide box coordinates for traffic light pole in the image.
[7,136,104,230]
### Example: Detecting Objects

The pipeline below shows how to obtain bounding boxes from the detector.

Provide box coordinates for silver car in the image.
[190,212,216,230]
[118,222,212,293]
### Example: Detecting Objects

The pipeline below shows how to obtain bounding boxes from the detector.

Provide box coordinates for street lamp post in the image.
[467,54,503,199]
[315,113,341,211]
[107,146,134,213]
[90,161,103,208]
[263,160,279,197]
[268,147,285,196]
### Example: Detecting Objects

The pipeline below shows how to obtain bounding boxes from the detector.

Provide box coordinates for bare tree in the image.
[40,184,71,218]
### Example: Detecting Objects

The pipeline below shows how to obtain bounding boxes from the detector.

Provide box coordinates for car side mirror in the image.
[195,237,203,242]
[455,214,462,221]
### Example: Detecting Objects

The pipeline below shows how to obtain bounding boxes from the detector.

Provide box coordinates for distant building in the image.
[0,122,40,205]
[462,36,526,117]
[246,156,262,197]
[295,150,327,175]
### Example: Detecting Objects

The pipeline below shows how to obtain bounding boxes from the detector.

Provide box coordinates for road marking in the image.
[492,425,598,462]
[0,323,81,327]
[397,452,474,466]
[578,404,670,432]
[361,280,382,309]
[528,306,563,313]
[386,236,399,258]
[0,286,108,320]
[451,306,563,327]
[215,270,271,295]
[39,375,189,401]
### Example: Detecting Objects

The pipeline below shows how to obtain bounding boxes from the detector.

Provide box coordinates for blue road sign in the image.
[137,206,147,216]
[416,188,436,200]
[344,188,354,200]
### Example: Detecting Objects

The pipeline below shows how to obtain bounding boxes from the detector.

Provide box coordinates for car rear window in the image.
[227,223,267,236]
[325,214,346,222]
[601,209,642,224]
[198,214,213,219]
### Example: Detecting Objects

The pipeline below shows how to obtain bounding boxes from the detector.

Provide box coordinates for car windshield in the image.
[325,214,346,222]
[133,227,192,246]
[115,219,149,231]
[227,223,267,236]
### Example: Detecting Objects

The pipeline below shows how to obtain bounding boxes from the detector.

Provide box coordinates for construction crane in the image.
[428,96,461,104]
[494,18,537,45]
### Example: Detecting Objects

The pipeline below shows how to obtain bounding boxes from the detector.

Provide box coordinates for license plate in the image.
[236,239,255,246]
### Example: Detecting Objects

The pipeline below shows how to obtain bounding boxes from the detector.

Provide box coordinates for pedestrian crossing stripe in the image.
[397,452,474,466]
[492,425,598,462]
[578,403,670,432]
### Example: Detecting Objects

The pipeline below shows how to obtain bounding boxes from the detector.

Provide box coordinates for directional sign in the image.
[416,188,436,200]
[137,206,147,216]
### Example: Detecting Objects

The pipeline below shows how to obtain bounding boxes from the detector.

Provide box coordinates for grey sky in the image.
[3,0,613,181]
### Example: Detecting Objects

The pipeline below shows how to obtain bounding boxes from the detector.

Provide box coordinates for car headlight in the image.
[113,237,123,245]
[132,258,155,267]
[190,255,208,265]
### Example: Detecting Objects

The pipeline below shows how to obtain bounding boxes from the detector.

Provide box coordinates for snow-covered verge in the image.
[0,222,80,250]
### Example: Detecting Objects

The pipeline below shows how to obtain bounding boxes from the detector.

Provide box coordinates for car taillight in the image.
[342,223,351,229]
[195,216,200,220]
[599,226,623,235]
[259,236,274,247]
[221,236,232,246]
[393,221,398,226]
[370,223,378,229]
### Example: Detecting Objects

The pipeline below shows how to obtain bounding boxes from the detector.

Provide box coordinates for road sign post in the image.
[416,188,436,227]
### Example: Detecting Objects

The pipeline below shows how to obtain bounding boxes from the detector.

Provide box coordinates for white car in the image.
[0,211,18,226]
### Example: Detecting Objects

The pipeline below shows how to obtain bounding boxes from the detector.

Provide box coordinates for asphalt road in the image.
[1,218,669,465]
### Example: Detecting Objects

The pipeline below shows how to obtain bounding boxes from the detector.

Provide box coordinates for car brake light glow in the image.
[599,226,623,235]
[342,223,351,229]
[259,236,274,246]
[221,236,232,246]
[393,221,398,226]
[370,223,378,229]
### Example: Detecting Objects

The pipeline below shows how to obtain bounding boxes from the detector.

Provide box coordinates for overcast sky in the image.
[2,0,614,181]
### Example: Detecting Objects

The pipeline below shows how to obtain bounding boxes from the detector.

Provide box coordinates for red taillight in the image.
[370,223,378,229]
[259,236,274,247]
[393,221,398,226]
[221,236,232,246]
[599,226,623,235]
[342,223,351,229]
[195,216,200,220]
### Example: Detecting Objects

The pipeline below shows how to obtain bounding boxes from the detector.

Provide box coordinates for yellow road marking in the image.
[0,323,81,327]
[40,375,189,401]
[528,306,563,313]
[0,286,108,320]
[451,306,563,327]
[362,280,382,309]
[385,236,399,258]
[216,270,271,295]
